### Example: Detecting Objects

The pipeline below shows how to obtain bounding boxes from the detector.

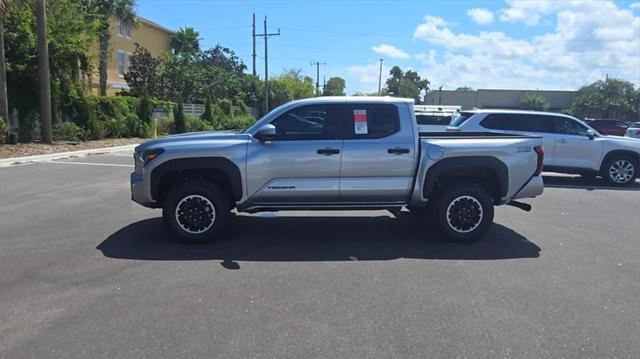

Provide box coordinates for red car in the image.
[584,119,629,136]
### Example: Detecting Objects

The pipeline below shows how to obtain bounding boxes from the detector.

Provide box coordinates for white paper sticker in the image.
[354,109,368,135]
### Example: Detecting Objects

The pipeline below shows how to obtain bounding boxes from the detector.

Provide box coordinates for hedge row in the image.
[14,95,255,143]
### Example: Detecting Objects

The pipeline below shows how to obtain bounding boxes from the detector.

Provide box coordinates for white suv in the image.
[448,109,640,186]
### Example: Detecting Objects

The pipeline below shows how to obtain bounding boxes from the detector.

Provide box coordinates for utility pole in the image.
[256,16,280,113]
[377,58,384,95]
[311,61,326,96]
[251,13,256,77]
[35,0,52,143]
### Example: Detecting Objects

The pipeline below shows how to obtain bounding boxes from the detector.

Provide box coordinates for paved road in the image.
[1,152,639,359]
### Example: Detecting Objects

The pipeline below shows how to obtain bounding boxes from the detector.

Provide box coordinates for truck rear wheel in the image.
[434,182,494,243]
[602,155,637,186]
[162,180,230,243]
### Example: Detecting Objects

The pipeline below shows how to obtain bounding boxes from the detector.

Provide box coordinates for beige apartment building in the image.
[91,16,173,96]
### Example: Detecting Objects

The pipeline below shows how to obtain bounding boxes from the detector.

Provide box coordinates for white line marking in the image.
[47,161,134,168]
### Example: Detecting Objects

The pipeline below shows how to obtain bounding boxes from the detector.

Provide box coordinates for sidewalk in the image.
[0,144,138,168]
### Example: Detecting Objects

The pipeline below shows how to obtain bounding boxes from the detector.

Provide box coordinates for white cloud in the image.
[412,2,640,90]
[346,63,390,93]
[467,8,495,25]
[630,2,640,9]
[371,44,410,59]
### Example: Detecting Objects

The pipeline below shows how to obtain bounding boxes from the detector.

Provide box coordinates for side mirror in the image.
[586,129,595,140]
[254,124,276,142]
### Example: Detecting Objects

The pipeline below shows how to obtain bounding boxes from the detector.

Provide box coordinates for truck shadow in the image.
[543,174,640,191]
[97,213,540,267]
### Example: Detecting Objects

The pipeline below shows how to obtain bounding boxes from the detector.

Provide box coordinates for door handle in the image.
[557,138,568,144]
[317,148,340,155]
[387,147,410,155]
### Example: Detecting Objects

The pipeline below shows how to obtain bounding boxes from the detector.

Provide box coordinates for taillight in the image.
[534,146,544,176]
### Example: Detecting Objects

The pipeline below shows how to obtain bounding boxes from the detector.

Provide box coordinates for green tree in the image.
[90,0,135,96]
[567,79,639,121]
[124,44,160,97]
[322,77,345,96]
[520,93,550,111]
[171,27,200,60]
[384,66,429,102]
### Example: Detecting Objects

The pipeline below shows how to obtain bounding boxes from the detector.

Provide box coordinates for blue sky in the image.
[137,0,640,94]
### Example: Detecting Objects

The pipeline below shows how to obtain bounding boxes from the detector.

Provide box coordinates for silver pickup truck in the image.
[131,97,544,243]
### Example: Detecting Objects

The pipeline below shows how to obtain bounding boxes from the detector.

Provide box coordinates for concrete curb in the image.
[0,144,138,168]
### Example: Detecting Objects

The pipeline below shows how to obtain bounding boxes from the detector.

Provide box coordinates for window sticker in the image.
[354,109,368,135]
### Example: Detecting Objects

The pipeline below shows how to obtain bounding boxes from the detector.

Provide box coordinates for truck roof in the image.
[286,96,415,106]
[465,108,577,118]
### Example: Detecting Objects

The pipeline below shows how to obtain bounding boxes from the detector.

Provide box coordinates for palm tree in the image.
[171,27,200,60]
[94,0,135,96]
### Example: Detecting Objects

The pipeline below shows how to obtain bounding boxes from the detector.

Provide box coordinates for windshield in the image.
[449,112,475,127]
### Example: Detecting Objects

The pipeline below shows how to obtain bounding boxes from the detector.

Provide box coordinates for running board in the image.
[507,200,532,212]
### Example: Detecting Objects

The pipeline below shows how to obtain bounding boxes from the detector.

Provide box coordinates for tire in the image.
[162,180,230,243]
[433,182,494,243]
[602,155,638,186]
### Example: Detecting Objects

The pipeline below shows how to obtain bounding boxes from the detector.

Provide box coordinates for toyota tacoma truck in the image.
[131,97,544,243]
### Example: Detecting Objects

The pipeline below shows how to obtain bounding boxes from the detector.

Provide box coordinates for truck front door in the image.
[246,104,343,204]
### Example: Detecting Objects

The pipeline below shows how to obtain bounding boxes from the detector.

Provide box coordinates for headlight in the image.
[142,148,164,165]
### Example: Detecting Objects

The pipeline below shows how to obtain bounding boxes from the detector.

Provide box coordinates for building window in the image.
[117,50,125,76]
[126,52,133,73]
[125,23,132,38]
[115,18,131,38]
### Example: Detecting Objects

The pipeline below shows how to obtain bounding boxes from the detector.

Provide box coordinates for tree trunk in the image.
[0,16,9,124]
[35,0,52,143]
[98,27,110,96]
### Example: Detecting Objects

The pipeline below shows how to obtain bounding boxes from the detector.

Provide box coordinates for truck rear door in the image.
[339,103,417,203]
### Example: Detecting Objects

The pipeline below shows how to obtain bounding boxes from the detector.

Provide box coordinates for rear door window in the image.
[481,114,553,133]
[341,104,400,139]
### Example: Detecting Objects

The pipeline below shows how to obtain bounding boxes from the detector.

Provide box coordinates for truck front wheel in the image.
[162,180,230,243]
[434,182,494,243]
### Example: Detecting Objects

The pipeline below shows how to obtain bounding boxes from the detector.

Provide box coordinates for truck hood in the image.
[135,130,248,153]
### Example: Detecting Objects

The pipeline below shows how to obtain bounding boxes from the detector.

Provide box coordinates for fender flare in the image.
[422,156,509,199]
[150,157,243,201]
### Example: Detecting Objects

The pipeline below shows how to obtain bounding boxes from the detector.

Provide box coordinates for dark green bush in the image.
[53,121,87,142]
[200,97,214,124]
[86,106,105,140]
[220,114,255,131]
[18,110,39,143]
[125,113,149,138]
[217,99,232,116]
[173,103,186,133]
[137,96,153,124]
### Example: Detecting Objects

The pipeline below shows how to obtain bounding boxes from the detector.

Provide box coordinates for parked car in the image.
[626,122,640,139]
[584,119,629,136]
[447,109,640,186]
[131,97,544,243]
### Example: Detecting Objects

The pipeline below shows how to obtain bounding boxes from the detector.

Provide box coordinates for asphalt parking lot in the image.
[1,151,639,359]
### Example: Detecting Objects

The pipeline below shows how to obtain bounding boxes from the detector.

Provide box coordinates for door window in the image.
[342,104,400,139]
[269,105,339,140]
[553,116,589,135]
[481,114,553,133]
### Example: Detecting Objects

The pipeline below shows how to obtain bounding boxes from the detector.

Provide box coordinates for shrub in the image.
[233,99,248,115]
[220,114,256,131]
[125,113,149,138]
[0,117,8,144]
[18,110,39,143]
[156,117,175,136]
[137,96,153,124]
[104,115,127,138]
[217,99,232,116]
[201,97,214,124]
[86,107,105,140]
[173,103,186,133]
[186,115,214,132]
[53,122,87,142]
